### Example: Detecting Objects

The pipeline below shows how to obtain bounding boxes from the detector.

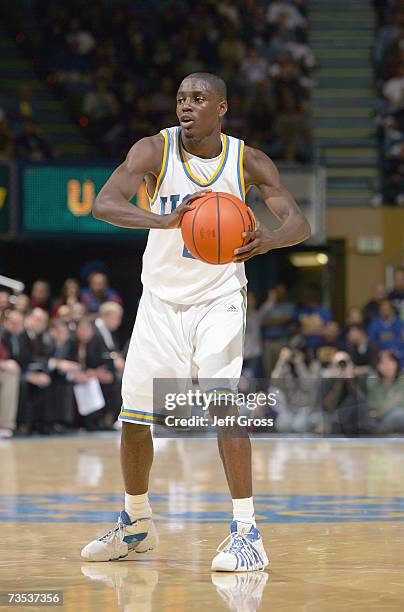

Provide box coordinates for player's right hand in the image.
[159,189,211,229]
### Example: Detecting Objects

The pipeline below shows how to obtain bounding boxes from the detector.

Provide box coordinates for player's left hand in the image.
[233,221,277,262]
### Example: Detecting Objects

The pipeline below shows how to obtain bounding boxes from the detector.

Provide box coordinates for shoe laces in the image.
[216,530,263,570]
[99,515,126,548]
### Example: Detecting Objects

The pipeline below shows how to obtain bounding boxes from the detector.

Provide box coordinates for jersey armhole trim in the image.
[147,129,170,205]
[237,139,246,201]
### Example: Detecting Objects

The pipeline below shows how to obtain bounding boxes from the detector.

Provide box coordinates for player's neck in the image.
[180,129,222,159]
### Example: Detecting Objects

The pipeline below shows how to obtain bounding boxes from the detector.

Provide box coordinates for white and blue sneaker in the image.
[211,521,269,572]
[81,510,158,562]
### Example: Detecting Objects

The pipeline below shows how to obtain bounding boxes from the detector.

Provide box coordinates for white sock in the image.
[232,497,256,526]
[124,492,152,521]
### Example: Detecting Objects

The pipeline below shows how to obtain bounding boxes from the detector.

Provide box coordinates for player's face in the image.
[176,78,227,139]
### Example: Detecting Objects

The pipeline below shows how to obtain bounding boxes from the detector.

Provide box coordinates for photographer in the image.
[321,351,370,435]
[270,344,321,433]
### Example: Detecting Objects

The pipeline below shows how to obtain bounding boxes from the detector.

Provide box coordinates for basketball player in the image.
[81,73,310,571]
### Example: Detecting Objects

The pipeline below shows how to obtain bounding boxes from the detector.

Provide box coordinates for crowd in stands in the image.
[374,0,404,204]
[2,0,315,162]
[0,266,403,439]
[245,266,404,434]
[0,85,55,161]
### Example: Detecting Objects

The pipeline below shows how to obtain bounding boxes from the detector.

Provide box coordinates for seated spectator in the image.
[0,109,15,159]
[345,325,379,373]
[15,121,54,160]
[270,344,321,433]
[14,294,30,316]
[260,283,295,378]
[240,49,269,86]
[30,279,54,314]
[2,309,52,435]
[82,81,120,129]
[388,266,404,319]
[80,272,122,314]
[66,18,96,56]
[368,298,404,361]
[243,291,264,383]
[274,88,312,162]
[321,351,369,435]
[95,301,125,376]
[69,316,115,430]
[367,350,404,433]
[267,0,307,32]
[48,319,80,431]
[0,289,11,322]
[346,306,364,327]
[0,339,20,437]
[51,278,82,317]
[13,85,39,129]
[296,288,332,353]
[315,321,344,368]
[363,282,388,327]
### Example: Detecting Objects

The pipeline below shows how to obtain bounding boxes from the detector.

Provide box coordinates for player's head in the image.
[176,72,227,139]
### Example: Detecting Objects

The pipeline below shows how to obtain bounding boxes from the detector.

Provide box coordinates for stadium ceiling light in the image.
[289,252,328,267]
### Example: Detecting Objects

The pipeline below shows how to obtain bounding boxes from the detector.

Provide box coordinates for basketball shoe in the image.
[211,521,269,572]
[81,510,158,562]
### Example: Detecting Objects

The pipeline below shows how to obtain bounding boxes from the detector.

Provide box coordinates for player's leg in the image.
[194,289,268,571]
[81,289,191,562]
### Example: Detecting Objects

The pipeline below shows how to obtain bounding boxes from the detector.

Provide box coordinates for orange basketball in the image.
[181,192,255,265]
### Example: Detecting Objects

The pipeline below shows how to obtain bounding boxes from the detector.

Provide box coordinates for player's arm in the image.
[233,146,311,262]
[93,134,207,229]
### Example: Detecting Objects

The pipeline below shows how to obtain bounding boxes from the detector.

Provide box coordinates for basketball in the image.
[181,192,256,265]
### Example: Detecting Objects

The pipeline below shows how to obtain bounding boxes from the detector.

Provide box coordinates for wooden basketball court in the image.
[1,434,403,611]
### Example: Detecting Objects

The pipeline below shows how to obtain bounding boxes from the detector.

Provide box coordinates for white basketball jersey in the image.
[141,126,247,304]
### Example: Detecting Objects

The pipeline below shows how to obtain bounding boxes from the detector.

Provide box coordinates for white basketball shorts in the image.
[119,286,247,425]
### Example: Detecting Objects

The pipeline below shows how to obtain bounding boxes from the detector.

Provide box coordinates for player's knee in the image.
[121,421,151,438]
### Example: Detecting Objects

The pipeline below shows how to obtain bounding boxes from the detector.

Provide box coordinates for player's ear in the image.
[218,100,228,118]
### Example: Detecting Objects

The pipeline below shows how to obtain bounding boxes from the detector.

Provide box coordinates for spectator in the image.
[80,272,122,314]
[15,121,54,160]
[51,278,82,317]
[321,351,369,435]
[260,283,295,378]
[267,0,307,31]
[0,109,15,159]
[296,288,332,352]
[13,85,39,128]
[388,266,404,319]
[345,325,379,373]
[95,301,125,374]
[82,81,119,127]
[30,280,54,314]
[243,291,264,382]
[367,350,404,433]
[270,345,321,433]
[14,294,31,316]
[368,298,404,360]
[66,18,96,56]
[2,309,52,435]
[69,316,115,430]
[48,319,80,431]
[315,321,344,368]
[363,282,388,327]
[0,289,11,322]
[0,338,20,437]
